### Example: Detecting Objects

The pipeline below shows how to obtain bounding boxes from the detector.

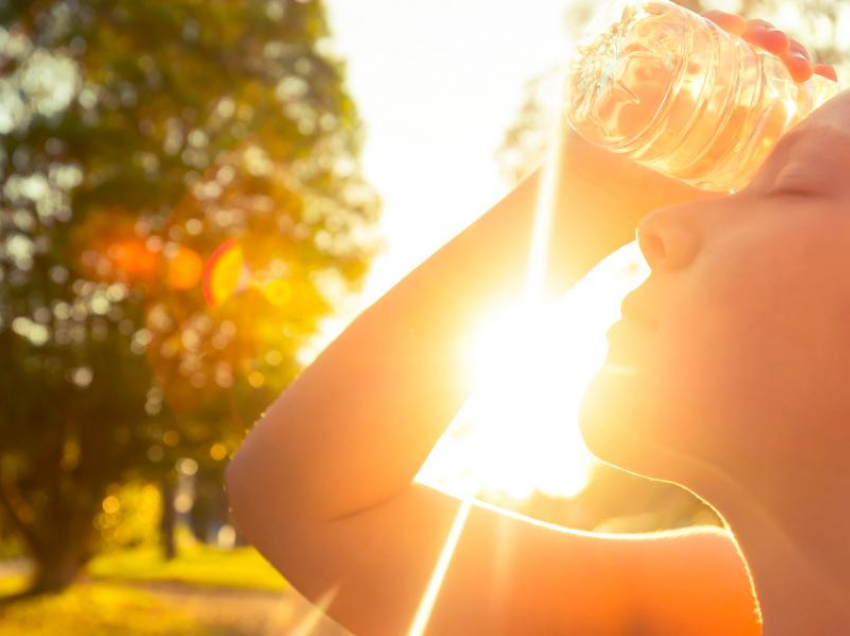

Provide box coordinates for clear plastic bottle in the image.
[565,0,843,193]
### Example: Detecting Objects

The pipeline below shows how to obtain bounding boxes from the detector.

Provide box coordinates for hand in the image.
[701,11,839,84]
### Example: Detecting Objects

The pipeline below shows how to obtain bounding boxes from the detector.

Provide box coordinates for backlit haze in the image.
[320,0,648,501]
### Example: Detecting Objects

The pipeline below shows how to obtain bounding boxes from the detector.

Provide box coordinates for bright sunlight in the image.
[410,89,649,635]
[414,64,650,504]
[416,241,648,501]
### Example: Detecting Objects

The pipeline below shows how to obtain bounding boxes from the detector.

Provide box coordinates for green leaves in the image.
[0,0,380,585]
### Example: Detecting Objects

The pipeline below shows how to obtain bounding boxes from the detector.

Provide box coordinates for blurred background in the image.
[0,0,847,634]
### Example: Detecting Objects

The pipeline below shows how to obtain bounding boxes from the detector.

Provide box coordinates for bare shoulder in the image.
[409,500,759,634]
[246,482,758,635]
[610,526,760,634]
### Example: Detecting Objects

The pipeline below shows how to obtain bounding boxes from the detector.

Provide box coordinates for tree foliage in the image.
[0,0,379,592]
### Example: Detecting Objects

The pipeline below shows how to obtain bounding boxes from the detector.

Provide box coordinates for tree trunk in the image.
[159,477,176,561]
[26,513,95,596]
[0,473,96,597]
[29,544,87,594]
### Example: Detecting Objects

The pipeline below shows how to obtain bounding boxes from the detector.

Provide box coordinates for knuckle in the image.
[788,39,811,59]
[746,18,775,31]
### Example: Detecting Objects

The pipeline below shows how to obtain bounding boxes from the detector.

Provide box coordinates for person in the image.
[225,10,846,635]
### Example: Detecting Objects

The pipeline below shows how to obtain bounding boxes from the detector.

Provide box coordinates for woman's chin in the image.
[580,358,718,488]
[578,361,655,473]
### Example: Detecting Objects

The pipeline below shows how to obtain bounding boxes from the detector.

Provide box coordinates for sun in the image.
[416,241,648,502]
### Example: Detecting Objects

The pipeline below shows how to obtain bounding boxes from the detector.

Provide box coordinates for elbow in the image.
[223,453,241,508]
[225,440,317,575]
[224,417,318,548]
[224,433,303,542]
[224,447,255,539]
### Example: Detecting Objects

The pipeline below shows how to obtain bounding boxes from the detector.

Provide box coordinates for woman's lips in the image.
[605,318,651,366]
[619,292,659,332]
[606,318,637,345]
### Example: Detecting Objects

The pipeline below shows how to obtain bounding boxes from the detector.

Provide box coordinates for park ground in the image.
[0,546,349,635]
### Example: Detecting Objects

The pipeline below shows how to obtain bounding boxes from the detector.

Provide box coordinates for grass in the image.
[0,576,27,598]
[86,544,287,592]
[0,546,291,635]
[0,582,212,636]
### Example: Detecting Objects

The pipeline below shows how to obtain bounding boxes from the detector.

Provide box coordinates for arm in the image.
[226,131,715,524]
[225,129,753,635]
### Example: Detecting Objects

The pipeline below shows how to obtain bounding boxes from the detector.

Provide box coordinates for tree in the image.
[495,0,849,532]
[0,0,379,594]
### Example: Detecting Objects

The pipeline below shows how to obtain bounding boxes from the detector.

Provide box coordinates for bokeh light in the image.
[166,246,203,291]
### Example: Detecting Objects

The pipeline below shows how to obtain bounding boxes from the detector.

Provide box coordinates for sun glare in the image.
[416,241,648,502]
[408,66,649,634]
[415,63,650,504]
[407,499,473,636]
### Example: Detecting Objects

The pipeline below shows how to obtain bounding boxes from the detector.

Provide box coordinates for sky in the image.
[323,0,575,303]
[311,1,639,499]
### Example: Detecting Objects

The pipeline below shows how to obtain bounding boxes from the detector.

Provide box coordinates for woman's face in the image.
[579,89,850,487]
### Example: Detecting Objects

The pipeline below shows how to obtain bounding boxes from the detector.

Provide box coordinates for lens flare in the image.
[289,585,340,636]
[410,75,575,636]
[407,499,473,636]
[202,239,295,309]
[203,239,250,308]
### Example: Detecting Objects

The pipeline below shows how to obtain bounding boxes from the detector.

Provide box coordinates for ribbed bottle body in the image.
[566,0,842,192]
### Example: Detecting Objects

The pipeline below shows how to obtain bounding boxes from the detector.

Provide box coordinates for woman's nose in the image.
[635,204,701,272]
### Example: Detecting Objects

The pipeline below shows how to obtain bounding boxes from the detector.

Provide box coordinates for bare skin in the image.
[582,78,850,634]
[226,12,839,635]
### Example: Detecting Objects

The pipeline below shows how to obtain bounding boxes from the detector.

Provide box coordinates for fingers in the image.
[702,10,829,84]
[813,63,839,82]
[782,39,838,83]
[743,21,789,57]
[780,38,814,83]
[702,10,747,36]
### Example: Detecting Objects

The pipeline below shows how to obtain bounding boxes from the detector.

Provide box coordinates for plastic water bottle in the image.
[565,0,843,193]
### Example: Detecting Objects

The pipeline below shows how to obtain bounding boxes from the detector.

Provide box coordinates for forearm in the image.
[226,132,715,525]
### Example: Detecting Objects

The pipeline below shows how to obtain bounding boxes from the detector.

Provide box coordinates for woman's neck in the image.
[710,467,850,634]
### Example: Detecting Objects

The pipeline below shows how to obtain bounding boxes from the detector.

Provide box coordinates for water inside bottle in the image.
[566,0,841,192]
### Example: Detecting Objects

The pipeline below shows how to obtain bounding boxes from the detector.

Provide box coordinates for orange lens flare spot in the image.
[107,239,160,282]
[167,246,203,290]
[203,239,247,308]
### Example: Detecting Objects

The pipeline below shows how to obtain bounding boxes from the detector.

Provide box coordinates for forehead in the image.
[793,89,850,142]
[766,90,850,165]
